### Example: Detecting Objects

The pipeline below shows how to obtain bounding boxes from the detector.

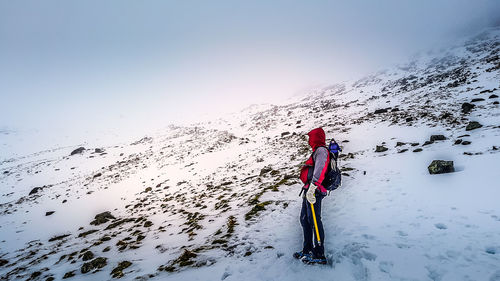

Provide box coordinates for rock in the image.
[489,94,499,99]
[95,148,104,153]
[375,145,388,153]
[462,141,471,145]
[70,147,85,156]
[259,167,272,176]
[45,211,55,216]
[430,135,446,142]
[78,250,94,261]
[81,257,107,274]
[144,187,152,192]
[280,132,290,137]
[93,173,102,178]
[0,259,8,266]
[461,102,475,113]
[471,98,485,102]
[29,187,42,195]
[63,271,75,279]
[78,229,98,238]
[494,101,499,105]
[90,211,115,226]
[374,108,390,114]
[111,261,132,278]
[29,271,42,279]
[454,139,462,145]
[405,117,413,122]
[398,149,408,153]
[422,141,433,146]
[395,142,406,147]
[413,148,423,152]
[144,221,153,227]
[48,234,71,242]
[428,160,455,174]
[2,171,8,174]
[466,121,482,131]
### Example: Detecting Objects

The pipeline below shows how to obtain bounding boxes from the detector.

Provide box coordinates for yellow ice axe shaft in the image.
[310,202,321,245]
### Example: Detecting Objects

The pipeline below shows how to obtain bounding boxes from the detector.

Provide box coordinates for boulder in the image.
[466,121,482,131]
[461,102,475,113]
[428,160,455,174]
[375,145,388,152]
[280,132,290,137]
[489,94,499,99]
[111,261,132,279]
[259,167,272,176]
[90,211,116,226]
[82,251,94,261]
[45,211,55,216]
[70,147,85,156]
[81,257,107,274]
[29,187,42,195]
[430,135,446,142]
[374,108,389,114]
[471,98,485,102]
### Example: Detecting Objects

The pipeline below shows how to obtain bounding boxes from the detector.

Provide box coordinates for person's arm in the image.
[311,147,328,186]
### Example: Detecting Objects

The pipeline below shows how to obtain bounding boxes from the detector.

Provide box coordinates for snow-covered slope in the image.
[1,27,499,281]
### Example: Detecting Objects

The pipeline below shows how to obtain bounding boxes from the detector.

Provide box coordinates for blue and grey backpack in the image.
[322,139,342,192]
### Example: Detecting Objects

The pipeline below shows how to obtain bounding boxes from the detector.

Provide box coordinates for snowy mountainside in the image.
[0,27,500,281]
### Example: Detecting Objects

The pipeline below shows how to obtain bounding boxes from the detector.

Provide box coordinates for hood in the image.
[307,127,326,150]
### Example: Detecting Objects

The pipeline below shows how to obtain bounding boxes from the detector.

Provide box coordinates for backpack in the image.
[322,139,342,192]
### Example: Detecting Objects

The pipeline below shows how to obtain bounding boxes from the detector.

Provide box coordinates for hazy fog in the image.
[1,0,499,142]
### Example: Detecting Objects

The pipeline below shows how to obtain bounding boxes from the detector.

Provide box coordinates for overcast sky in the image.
[1,0,500,136]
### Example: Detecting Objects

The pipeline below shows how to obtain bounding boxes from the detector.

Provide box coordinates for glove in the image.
[306,184,317,204]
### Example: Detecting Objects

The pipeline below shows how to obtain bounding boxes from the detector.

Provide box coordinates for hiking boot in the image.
[293,250,312,260]
[302,254,327,265]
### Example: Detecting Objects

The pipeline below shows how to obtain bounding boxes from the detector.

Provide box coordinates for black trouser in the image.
[300,194,325,258]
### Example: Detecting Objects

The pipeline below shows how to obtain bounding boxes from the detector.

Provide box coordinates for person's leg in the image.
[311,195,325,258]
[300,196,313,253]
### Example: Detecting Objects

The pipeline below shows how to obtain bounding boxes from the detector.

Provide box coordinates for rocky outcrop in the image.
[70,147,85,156]
[90,211,116,226]
[428,160,455,174]
[466,121,483,131]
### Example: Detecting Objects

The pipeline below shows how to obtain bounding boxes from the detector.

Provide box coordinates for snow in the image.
[1,27,499,281]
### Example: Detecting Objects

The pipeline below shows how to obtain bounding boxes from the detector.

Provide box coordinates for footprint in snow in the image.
[434,223,447,230]
[396,230,408,237]
[490,270,500,281]
[362,234,376,240]
[485,246,497,255]
[378,261,393,273]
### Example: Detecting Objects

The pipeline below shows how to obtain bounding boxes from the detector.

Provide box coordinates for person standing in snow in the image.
[294,127,329,264]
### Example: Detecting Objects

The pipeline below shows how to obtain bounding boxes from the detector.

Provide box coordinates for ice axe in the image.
[310,202,321,246]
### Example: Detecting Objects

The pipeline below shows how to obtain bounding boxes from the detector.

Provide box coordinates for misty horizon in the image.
[1,0,500,144]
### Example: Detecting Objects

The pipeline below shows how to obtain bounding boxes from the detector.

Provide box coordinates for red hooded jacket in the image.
[300,128,330,193]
